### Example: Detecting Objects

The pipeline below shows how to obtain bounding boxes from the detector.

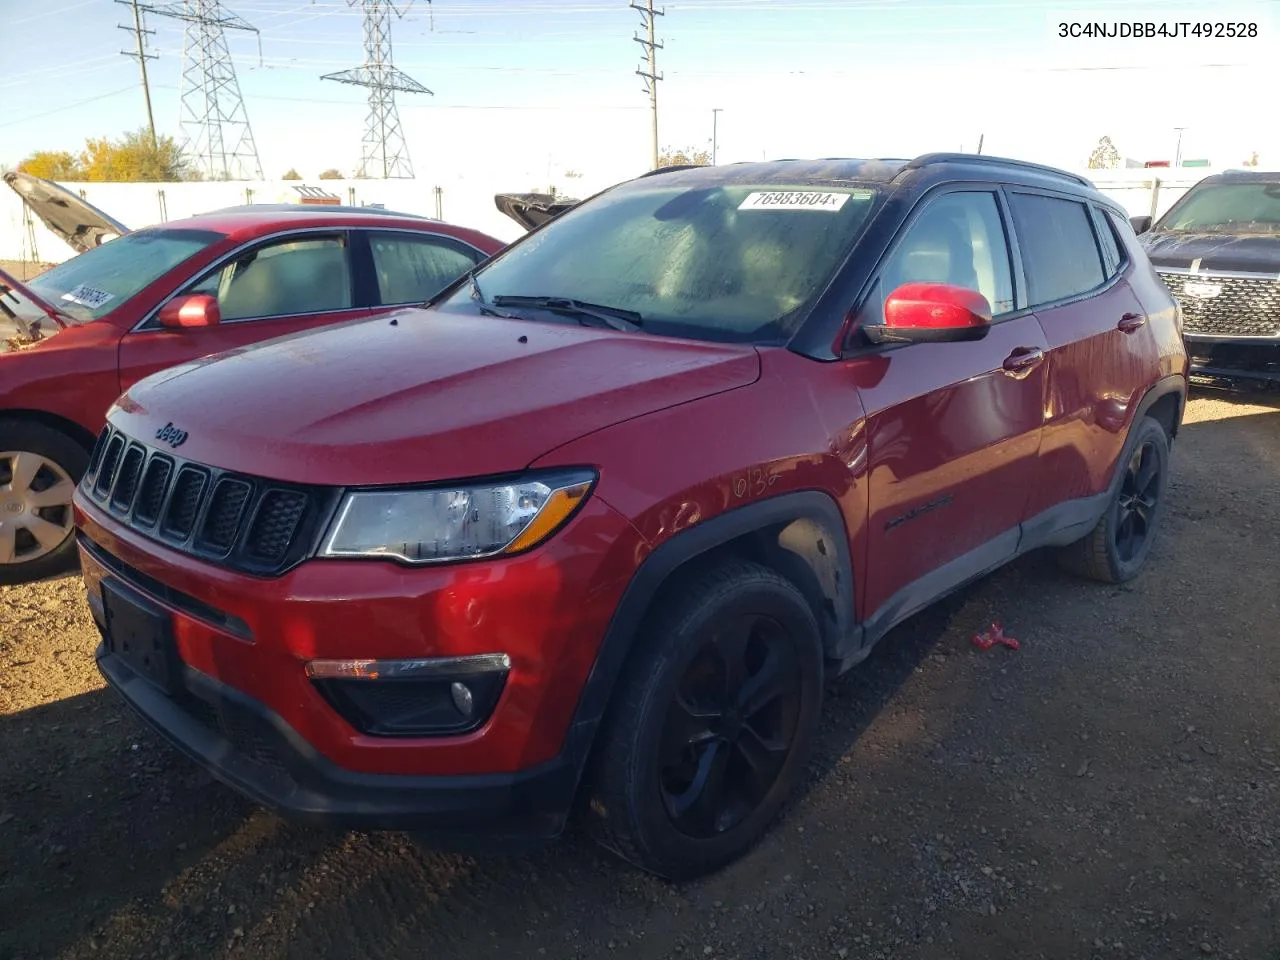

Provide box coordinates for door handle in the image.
[1118,312,1147,333]
[1002,346,1044,378]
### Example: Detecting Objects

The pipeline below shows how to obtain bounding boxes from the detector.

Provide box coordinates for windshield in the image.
[26,227,226,324]
[446,181,880,343]
[1157,182,1280,233]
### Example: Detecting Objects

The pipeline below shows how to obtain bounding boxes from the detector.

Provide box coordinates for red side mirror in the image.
[869,282,992,344]
[158,294,220,330]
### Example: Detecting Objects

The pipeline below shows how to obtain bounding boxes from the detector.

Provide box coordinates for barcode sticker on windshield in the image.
[60,284,114,309]
[739,191,863,212]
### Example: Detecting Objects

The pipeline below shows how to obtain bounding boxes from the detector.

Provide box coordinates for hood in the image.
[494,192,580,231]
[1141,230,1280,274]
[3,171,129,254]
[110,309,761,486]
[0,267,68,352]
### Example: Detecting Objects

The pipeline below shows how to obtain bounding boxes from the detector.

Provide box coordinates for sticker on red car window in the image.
[60,284,115,310]
[738,190,870,212]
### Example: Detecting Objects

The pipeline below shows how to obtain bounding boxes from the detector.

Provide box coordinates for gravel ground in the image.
[2,393,1278,960]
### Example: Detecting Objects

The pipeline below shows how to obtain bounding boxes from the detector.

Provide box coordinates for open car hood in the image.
[0,267,69,352]
[3,171,130,254]
[494,192,580,231]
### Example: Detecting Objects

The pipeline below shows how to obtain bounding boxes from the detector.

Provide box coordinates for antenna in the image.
[322,0,434,179]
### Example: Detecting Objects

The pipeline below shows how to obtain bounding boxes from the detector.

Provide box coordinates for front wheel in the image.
[584,559,824,881]
[1058,415,1171,583]
[0,420,88,586]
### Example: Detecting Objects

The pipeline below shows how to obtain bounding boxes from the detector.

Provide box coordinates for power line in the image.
[631,0,664,170]
[143,0,265,180]
[322,0,433,179]
[116,0,159,146]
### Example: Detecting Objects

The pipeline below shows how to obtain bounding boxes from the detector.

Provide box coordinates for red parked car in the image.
[73,154,1188,879]
[1,171,506,584]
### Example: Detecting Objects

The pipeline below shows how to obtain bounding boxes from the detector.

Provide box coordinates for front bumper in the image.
[75,484,647,843]
[95,639,576,848]
[1185,336,1280,393]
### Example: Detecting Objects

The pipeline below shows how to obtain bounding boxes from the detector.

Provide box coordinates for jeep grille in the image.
[80,425,339,576]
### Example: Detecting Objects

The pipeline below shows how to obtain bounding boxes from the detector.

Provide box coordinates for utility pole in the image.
[711,107,722,165]
[322,0,434,179]
[631,0,663,170]
[1173,126,1187,168]
[116,0,158,147]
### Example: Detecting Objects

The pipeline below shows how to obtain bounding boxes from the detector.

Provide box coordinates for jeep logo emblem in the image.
[155,422,188,448]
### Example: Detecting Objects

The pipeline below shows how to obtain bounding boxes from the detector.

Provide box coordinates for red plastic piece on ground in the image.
[972,622,1020,651]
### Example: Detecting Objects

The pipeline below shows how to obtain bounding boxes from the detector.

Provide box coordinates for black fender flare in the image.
[557,490,856,783]
[1133,373,1187,439]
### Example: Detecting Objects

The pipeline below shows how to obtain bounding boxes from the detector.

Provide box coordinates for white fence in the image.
[0,166,1229,266]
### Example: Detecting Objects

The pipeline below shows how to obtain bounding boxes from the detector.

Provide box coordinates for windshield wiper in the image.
[468,273,523,320]
[490,296,643,332]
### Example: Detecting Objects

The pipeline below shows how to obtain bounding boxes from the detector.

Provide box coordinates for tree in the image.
[658,146,711,168]
[1087,136,1121,170]
[18,129,197,182]
[1244,151,1259,167]
[282,168,302,180]
[318,168,344,180]
[79,129,196,181]
[17,151,81,180]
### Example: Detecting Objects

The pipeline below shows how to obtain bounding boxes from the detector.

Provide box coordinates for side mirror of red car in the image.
[157,294,221,330]
[862,282,992,345]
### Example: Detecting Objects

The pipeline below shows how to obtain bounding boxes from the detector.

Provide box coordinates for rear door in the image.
[852,187,1050,624]
[1006,191,1162,524]
[358,229,488,307]
[117,230,380,393]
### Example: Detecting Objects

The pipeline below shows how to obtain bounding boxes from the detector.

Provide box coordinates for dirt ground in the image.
[2,394,1278,960]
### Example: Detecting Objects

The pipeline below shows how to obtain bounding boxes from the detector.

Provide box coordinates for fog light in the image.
[450,681,474,717]
[306,653,509,737]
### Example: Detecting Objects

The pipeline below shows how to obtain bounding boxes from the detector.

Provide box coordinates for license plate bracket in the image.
[101,578,178,695]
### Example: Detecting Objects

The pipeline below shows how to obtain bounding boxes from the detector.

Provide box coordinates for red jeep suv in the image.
[73,154,1188,880]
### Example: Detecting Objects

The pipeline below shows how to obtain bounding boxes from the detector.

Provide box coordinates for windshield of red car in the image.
[1158,182,1280,233]
[26,227,226,324]
[451,181,881,343]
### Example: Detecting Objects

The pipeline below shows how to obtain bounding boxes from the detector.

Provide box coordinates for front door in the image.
[849,188,1050,629]
[117,231,380,394]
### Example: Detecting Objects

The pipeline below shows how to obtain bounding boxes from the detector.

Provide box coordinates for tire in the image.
[1057,415,1171,584]
[0,419,89,586]
[583,558,824,881]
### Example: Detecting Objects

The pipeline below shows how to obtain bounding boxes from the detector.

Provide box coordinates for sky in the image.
[3,0,1279,192]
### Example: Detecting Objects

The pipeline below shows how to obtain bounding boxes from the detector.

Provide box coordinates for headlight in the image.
[318,469,596,564]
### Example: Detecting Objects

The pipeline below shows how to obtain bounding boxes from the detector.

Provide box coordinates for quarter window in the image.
[187,234,353,321]
[367,232,481,306]
[879,191,1015,316]
[1008,194,1105,306]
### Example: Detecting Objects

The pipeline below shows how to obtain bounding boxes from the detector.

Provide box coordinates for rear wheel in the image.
[584,559,824,881]
[1058,415,1170,584]
[0,420,88,586]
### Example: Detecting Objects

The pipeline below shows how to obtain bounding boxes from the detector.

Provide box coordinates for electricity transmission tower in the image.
[631,0,664,170]
[145,0,264,180]
[116,0,158,147]
[322,0,433,179]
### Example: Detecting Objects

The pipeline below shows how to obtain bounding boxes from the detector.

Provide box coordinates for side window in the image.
[186,234,353,322]
[367,232,481,306]
[1092,205,1125,278]
[1008,193,1105,306]
[879,191,1015,317]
